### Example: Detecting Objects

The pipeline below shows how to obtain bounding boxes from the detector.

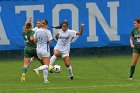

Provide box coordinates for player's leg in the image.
[27,57,34,69]
[30,57,34,63]
[36,58,44,65]
[63,55,74,80]
[35,52,49,71]
[129,49,139,80]
[34,56,50,83]
[21,57,31,82]
[34,52,50,83]
[50,49,61,65]
[42,57,50,83]
[34,49,44,65]
[33,52,44,75]
[49,49,61,72]
[21,50,32,82]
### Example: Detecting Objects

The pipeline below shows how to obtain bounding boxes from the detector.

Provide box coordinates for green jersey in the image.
[131,28,140,48]
[22,30,36,50]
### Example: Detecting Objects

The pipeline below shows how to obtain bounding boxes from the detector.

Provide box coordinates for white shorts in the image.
[37,50,50,59]
[54,48,69,58]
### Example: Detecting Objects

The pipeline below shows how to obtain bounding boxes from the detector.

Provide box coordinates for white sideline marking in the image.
[50,76,137,81]
[3,83,140,90]
[46,83,139,90]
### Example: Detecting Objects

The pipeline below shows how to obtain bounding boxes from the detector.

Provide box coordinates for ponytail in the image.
[52,20,68,29]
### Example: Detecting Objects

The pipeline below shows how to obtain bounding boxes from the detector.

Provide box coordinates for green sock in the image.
[130,65,136,78]
[22,67,28,74]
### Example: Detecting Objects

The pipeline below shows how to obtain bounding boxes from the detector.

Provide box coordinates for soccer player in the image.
[30,20,42,64]
[21,22,37,82]
[49,21,85,80]
[33,19,53,83]
[32,20,41,32]
[129,18,140,80]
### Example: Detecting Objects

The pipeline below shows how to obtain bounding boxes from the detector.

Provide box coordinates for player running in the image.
[49,21,85,80]
[129,18,140,80]
[21,22,37,82]
[33,19,53,83]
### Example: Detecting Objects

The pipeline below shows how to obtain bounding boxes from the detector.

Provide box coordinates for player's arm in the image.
[130,36,134,48]
[76,24,85,35]
[30,32,35,42]
[47,30,53,44]
[55,33,59,40]
[23,17,32,32]
[33,31,37,43]
[48,40,52,44]
[48,33,53,44]
[130,30,134,48]
[33,35,37,43]
[30,36,34,42]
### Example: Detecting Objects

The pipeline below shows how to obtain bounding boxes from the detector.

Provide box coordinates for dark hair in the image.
[134,18,140,24]
[26,22,32,29]
[42,19,48,25]
[36,20,41,23]
[52,20,68,29]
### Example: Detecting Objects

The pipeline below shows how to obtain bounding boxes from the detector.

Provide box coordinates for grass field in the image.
[0,55,140,93]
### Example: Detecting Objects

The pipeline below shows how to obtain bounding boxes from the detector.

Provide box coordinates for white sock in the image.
[43,69,48,81]
[50,55,57,65]
[37,65,48,71]
[67,66,73,77]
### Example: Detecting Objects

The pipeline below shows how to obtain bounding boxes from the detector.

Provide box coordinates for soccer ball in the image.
[52,65,61,73]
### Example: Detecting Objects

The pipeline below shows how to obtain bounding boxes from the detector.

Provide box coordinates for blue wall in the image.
[0,0,139,50]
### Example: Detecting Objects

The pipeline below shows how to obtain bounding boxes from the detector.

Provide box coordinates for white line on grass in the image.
[3,83,140,90]
[45,83,140,90]
[50,76,135,80]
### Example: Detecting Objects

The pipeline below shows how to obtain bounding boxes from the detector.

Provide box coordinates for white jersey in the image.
[34,28,53,53]
[32,27,39,32]
[54,29,77,54]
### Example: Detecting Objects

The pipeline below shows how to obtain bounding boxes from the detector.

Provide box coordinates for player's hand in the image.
[131,44,134,48]
[28,17,32,23]
[80,24,85,29]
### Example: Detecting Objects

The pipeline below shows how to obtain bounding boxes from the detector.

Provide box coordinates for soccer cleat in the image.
[128,78,133,80]
[48,65,54,73]
[70,76,74,80]
[21,73,26,82]
[44,80,50,84]
[49,70,53,73]
[33,69,40,76]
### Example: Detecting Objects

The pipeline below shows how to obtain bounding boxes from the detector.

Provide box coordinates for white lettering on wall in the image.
[15,5,44,27]
[0,7,10,45]
[86,1,120,42]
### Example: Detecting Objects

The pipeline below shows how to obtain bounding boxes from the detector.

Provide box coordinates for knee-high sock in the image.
[50,55,57,65]
[130,65,136,78]
[22,67,28,74]
[43,69,48,81]
[67,66,73,77]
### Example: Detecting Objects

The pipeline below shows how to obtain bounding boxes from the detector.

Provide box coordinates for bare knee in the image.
[65,63,70,68]
[132,61,137,65]
[54,50,60,57]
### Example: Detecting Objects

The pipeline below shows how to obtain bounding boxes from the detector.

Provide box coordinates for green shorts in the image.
[24,48,37,58]
[133,48,140,54]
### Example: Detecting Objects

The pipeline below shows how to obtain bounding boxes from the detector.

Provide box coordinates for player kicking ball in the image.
[49,20,85,80]
[33,19,53,83]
